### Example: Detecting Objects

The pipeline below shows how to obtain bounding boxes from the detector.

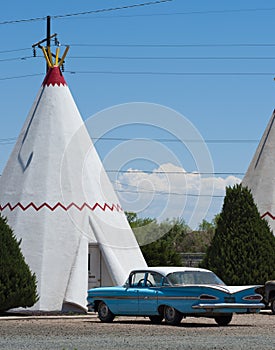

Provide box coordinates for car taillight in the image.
[242,295,263,301]
[199,294,218,300]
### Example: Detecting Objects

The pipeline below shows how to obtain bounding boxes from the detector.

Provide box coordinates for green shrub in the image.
[200,184,275,285]
[0,215,38,311]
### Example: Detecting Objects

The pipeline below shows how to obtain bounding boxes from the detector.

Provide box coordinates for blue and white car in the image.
[87,267,265,326]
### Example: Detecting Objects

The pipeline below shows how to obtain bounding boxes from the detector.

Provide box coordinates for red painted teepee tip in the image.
[42,66,67,87]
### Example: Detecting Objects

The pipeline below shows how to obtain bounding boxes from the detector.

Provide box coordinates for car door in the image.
[117,271,145,315]
[138,272,162,315]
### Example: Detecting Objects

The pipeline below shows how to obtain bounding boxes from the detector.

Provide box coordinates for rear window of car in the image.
[167,271,225,286]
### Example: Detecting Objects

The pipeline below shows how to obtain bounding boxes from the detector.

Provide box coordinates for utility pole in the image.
[46,16,51,72]
[32,16,69,72]
[32,16,57,72]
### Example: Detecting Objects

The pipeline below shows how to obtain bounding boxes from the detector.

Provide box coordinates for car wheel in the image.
[98,301,115,323]
[149,315,163,324]
[271,298,275,315]
[214,314,233,326]
[164,305,183,326]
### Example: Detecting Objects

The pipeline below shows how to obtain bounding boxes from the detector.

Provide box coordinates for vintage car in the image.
[257,280,275,314]
[87,267,265,326]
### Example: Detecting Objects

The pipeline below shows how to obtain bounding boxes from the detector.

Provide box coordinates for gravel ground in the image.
[0,312,274,350]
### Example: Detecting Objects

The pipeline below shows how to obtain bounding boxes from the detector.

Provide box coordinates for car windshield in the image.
[167,271,225,286]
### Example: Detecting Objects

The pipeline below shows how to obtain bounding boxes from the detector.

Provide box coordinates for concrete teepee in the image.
[242,109,275,234]
[0,46,146,312]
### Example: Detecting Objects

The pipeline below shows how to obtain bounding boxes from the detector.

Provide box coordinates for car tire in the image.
[164,305,183,326]
[98,301,115,323]
[271,298,275,315]
[149,315,163,324]
[214,314,233,326]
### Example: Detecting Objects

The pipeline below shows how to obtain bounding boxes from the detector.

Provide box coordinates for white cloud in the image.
[114,162,241,229]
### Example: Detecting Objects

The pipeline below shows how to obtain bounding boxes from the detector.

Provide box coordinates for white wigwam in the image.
[0,46,146,311]
[242,110,275,235]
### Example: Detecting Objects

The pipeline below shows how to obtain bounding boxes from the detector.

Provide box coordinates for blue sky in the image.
[1,0,275,228]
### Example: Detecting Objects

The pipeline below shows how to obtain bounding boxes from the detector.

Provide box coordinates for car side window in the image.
[130,272,146,287]
[146,272,164,287]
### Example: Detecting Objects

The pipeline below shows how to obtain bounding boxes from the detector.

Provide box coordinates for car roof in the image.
[131,266,211,276]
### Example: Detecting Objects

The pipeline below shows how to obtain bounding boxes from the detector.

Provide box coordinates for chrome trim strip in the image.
[158,296,198,300]
[89,295,199,301]
[192,303,265,309]
[90,295,139,300]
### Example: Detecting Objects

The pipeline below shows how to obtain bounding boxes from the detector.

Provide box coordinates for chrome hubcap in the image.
[100,304,108,317]
[165,307,175,320]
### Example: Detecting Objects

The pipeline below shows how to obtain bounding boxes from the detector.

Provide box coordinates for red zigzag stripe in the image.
[261,211,275,220]
[0,202,123,212]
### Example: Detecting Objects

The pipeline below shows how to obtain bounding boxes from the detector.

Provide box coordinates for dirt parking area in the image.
[0,311,274,350]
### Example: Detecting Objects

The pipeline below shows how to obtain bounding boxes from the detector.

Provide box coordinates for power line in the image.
[44,6,275,21]
[2,43,275,62]
[65,55,275,60]
[2,3,275,26]
[0,136,259,144]
[0,16,45,25]
[107,170,244,176]
[3,43,275,56]
[116,188,225,198]
[68,70,274,76]
[0,73,43,81]
[0,171,240,194]
[0,137,17,145]
[52,0,173,20]
[0,48,30,54]
[91,137,259,144]
[90,6,275,19]
[0,71,273,81]
[0,56,33,63]
[0,0,172,25]
[113,180,225,198]
[4,55,275,63]
[0,141,16,145]
[0,137,17,142]
[68,43,275,48]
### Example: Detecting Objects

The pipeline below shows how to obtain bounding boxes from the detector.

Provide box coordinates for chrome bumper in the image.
[192,303,265,309]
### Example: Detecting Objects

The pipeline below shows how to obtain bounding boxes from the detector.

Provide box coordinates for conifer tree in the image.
[126,212,185,266]
[0,215,38,312]
[200,184,275,285]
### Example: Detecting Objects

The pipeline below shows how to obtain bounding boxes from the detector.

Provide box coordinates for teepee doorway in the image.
[88,244,101,289]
